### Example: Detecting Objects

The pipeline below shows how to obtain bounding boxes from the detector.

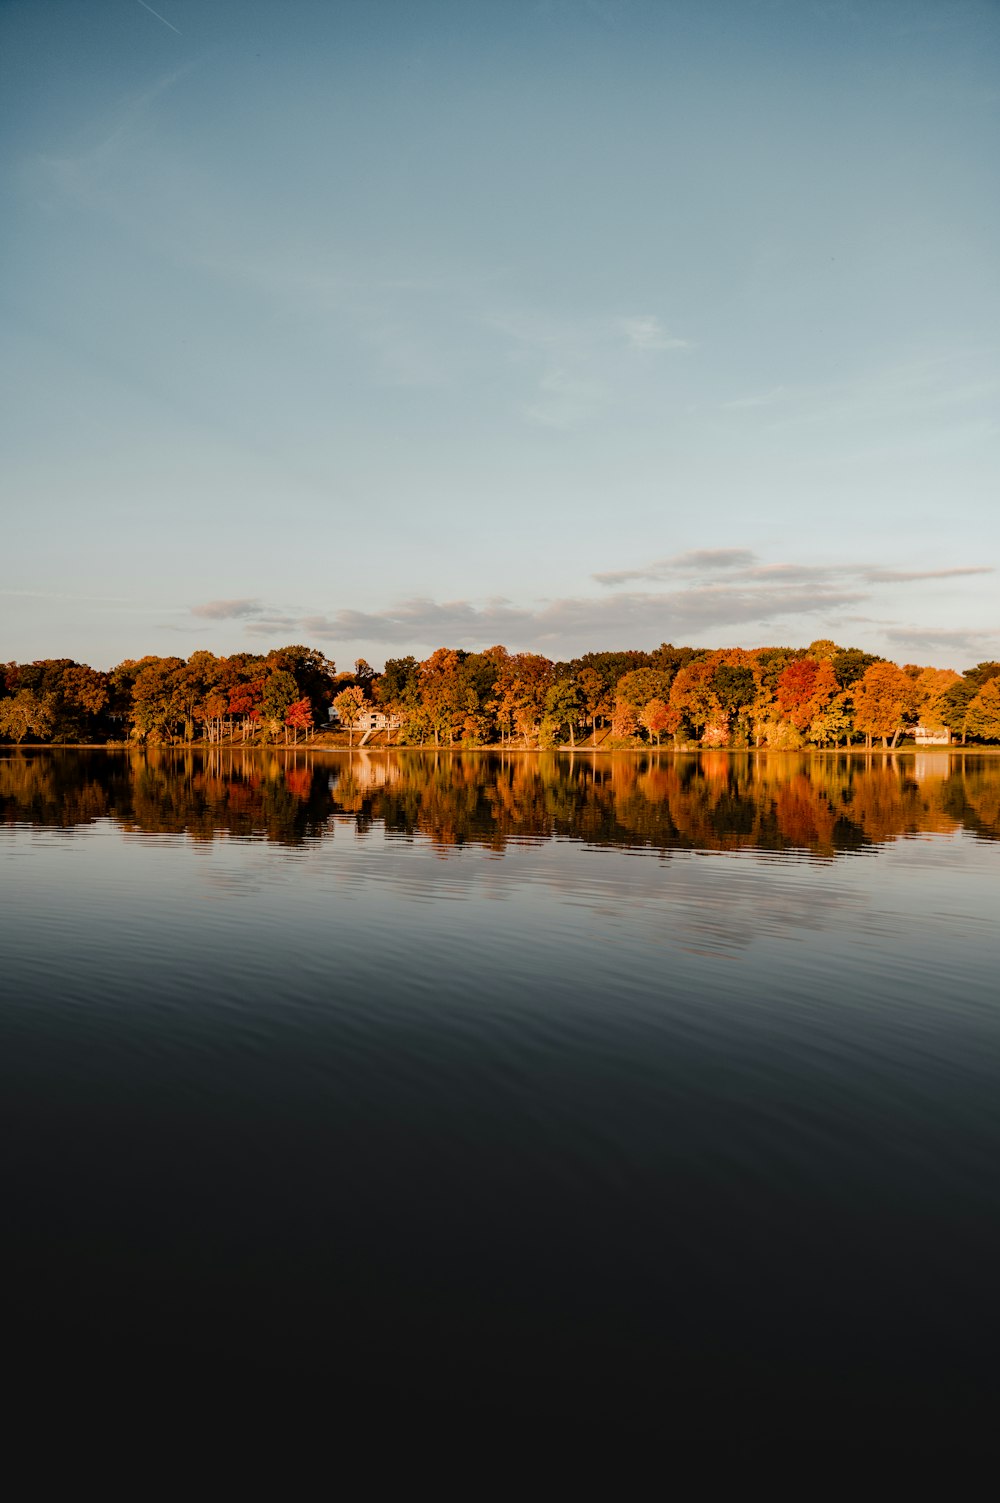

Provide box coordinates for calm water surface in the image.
[2,749,998,1436]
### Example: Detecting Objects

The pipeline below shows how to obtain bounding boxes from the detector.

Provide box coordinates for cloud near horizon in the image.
[883,626,1000,657]
[191,598,265,620]
[186,550,996,663]
[190,583,867,653]
[593,551,994,589]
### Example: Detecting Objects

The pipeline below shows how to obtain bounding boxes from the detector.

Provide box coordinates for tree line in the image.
[2,639,1000,748]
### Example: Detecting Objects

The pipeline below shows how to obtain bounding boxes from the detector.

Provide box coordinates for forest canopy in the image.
[2,641,1000,749]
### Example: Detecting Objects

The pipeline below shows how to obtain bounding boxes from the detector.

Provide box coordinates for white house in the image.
[912,724,951,746]
[353,710,400,733]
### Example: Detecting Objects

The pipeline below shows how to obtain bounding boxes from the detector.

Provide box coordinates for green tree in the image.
[261,670,299,736]
[832,648,882,690]
[544,678,581,746]
[711,664,757,735]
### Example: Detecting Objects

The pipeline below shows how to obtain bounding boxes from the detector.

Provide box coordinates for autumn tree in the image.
[669,660,720,741]
[640,698,680,746]
[966,678,1000,743]
[199,691,229,743]
[852,662,915,749]
[333,685,367,746]
[808,690,853,747]
[576,667,610,743]
[776,658,820,730]
[229,677,265,742]
[419,648,464,747]
[61,664,109,718]
[0,689,56,744]
[285,697,314,745]
[611,698,638,738]
[616,668,673,715]
[911,667,961,736]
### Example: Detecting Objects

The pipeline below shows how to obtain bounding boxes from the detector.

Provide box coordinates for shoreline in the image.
[4,741,997,756]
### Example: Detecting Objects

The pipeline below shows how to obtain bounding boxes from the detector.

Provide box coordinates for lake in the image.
[3,748,999,1448]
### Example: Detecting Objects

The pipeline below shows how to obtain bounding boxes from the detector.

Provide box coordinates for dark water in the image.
[3,749,999,1446]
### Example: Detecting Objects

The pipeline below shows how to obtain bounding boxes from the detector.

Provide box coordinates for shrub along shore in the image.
[2,640,999,751]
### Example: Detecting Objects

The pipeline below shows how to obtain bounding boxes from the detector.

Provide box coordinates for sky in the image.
[2,0,998,670]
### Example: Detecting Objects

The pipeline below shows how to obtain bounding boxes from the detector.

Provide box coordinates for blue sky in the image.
[2,0,998,669]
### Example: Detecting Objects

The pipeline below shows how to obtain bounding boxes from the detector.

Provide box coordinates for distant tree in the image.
[376,656,421,745]
[545,678,581,746]
[491,652,552,746]
[831,648,881,690]
[266,646,337,721]
[378,657,420,705]
[808,691,853,748]
[711,664,757,737]
[419,648,464,747]
[669,660,720,738]
[60,663,109,718]
[616,668,673,715]
[576,666,609,743]
[261,670,299,739]
[0,689,55,744]
[852,662,915,748]
[333,685,366,747]
[912,667,961,735]
[285,697,314,745]
[776,659,820,729]
[199,691,229,743]
[754,647,805,695]
[640,698,680,746]
[966,678,1000,743]
[611,698,638,738]
[964,661,1000,690]
[801,660,839,740]
[939,678,980,745]
[130,657,186,742]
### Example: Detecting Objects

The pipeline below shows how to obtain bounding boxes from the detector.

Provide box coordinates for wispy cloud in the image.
[594,548,756,585]
[619,316,691,353]
[218,583,866,656]
[489,307,691,428]
[523,366,609,430]
[184,550,996,663]
[191,598,265,620]
[718,355,1000,458]
[136,1,182,36]
[884,626,1000,656]
[722,387,787,410]
[595,550,995,590]
[863,566,994,583]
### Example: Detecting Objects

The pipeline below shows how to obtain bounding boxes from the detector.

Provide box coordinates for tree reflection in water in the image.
[3,748,999,854]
